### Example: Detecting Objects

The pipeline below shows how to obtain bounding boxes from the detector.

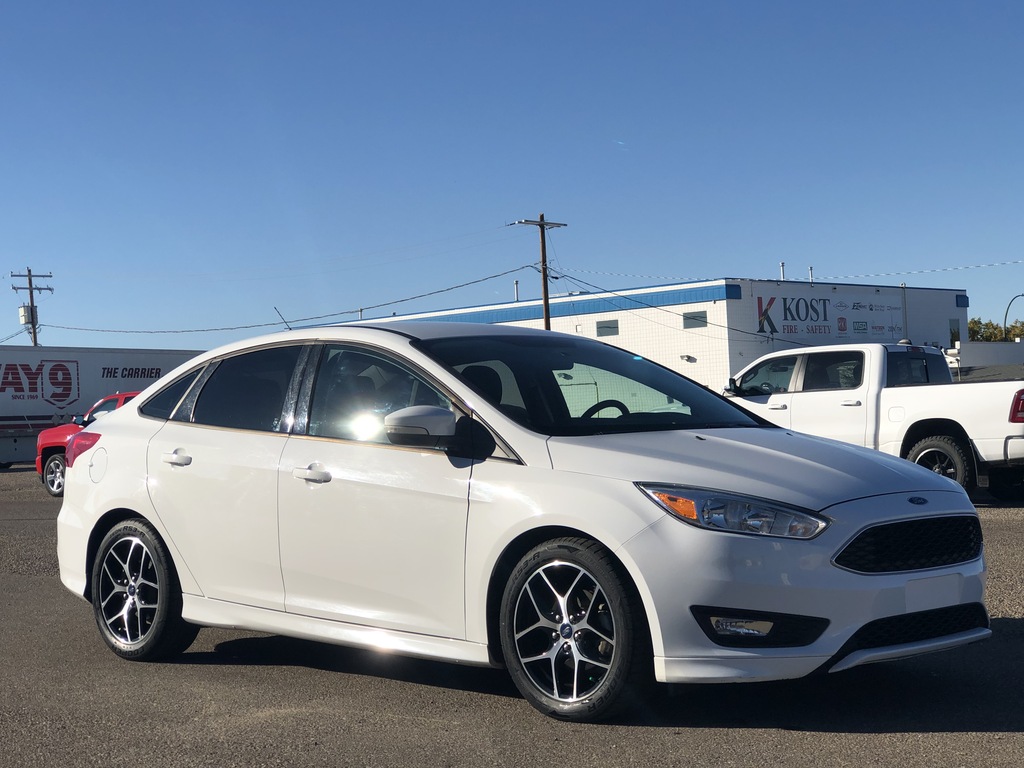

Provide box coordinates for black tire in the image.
[42,453,66,497]
[499,537,650,722]
[91,519,199,661]
[906,435,973,490]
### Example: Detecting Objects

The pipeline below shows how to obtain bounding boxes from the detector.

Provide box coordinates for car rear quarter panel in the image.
[57,410,205,599]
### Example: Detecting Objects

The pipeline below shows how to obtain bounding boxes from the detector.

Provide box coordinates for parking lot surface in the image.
[2,466,1023,767]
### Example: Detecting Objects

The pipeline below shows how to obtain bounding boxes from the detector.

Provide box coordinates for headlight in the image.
[637,484,828,539]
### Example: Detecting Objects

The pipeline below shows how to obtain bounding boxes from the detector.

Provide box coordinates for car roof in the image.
[349,320,561,341]
[187,321,577,365]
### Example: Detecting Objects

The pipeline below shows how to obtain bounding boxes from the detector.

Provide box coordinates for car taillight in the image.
[67,432,101,468]
[1009,390,1024,423]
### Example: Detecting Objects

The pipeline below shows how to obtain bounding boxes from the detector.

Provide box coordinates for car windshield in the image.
[417,333,760,436]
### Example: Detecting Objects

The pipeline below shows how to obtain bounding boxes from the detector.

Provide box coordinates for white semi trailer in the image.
[0,345,199,467]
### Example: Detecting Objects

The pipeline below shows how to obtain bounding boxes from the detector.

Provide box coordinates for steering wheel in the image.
[581,399,630,418]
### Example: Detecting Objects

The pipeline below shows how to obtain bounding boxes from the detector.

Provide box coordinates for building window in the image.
[596,320,619,337]
[949,319,961,346]
[683,311,707,329]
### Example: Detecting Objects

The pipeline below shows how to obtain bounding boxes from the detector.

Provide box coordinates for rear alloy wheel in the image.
[43,453,66,497]
[499,537,649,722]
[91,519,199,661]
[907,436,973,490]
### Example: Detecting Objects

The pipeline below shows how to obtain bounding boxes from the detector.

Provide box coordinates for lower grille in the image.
[824,602,989,671]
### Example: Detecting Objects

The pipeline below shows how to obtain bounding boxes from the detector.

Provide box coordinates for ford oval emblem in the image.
[908,496,928,505]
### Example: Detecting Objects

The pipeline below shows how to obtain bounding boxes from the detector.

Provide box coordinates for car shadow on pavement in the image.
[626,615,1024,732]
[194,634,521,699]
[170,616,1024,732]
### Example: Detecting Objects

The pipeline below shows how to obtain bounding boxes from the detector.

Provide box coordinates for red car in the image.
[35,391,138,497]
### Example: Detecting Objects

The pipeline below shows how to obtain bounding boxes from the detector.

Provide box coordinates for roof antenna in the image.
[274,307,293,330]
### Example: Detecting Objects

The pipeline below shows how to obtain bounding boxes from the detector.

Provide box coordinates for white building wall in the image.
[372,278,969,389]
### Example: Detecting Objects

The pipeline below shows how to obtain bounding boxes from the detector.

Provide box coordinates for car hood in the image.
[545,426,964,511]
[36,423,81,445]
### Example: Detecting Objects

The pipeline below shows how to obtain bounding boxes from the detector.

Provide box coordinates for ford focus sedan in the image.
[56,322,989,721]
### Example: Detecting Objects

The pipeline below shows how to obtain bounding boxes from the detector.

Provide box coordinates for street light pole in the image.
[1004,293,1024,341]
[512,213,566,330]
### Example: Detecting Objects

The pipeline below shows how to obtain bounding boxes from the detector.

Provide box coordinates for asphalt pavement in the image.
[2,466,1022,768]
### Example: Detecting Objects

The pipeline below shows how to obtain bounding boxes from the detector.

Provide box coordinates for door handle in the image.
[840,400,863,407]
[161,450,192,467]
[292,464,332,484]
[768,403,788,410]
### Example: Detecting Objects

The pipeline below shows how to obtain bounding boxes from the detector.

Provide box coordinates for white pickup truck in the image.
[726,343,1024,499]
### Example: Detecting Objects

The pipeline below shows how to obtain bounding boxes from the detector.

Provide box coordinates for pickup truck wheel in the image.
[43,454,67,497]
[907,436,973,489]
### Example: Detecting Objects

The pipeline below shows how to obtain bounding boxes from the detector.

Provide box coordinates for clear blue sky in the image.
[3,1,1022,350]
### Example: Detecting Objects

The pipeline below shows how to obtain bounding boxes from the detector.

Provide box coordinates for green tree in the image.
[969,317,1024,341]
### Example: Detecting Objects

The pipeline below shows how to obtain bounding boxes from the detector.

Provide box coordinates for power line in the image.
[39,263,536,336]
[548,267,816,348]
[558,257,1024,284]
[0,327,29,344]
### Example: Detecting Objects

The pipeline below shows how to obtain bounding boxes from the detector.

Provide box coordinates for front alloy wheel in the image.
[91,519,198,661]
[500,537,648,721]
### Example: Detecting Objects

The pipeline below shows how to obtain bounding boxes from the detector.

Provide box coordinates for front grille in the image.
[833,515,982,574]
[826,603,989,668]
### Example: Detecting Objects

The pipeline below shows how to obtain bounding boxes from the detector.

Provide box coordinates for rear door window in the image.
[190,346,303,432]
[800,351,864,391]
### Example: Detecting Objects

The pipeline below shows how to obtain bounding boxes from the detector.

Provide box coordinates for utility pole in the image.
[10,268,53,346]
[512,213,566,330]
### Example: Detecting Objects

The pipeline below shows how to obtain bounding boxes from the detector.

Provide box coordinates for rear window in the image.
[885,351,952,387]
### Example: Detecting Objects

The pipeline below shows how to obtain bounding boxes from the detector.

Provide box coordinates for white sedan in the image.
[57,322,989,721]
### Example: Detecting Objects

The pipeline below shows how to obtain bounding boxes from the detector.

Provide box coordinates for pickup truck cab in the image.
[727,343,1024,498]
[35,391,138,497]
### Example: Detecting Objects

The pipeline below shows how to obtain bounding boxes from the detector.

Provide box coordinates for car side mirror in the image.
[726,378,740,395]
[384,406,457,448]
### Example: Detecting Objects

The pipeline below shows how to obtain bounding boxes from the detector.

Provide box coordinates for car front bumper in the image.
[619,490,988,684]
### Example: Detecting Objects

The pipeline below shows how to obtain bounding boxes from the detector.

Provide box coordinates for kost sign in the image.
[757,296,832,334]
[756,292,904,341]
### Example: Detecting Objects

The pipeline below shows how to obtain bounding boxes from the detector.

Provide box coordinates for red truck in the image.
[35,391,138,496]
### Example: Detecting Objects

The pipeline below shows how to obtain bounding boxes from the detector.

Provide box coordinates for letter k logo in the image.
[757,297,778,334]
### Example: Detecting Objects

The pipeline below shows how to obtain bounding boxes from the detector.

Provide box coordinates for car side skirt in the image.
[181,594,497,667]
